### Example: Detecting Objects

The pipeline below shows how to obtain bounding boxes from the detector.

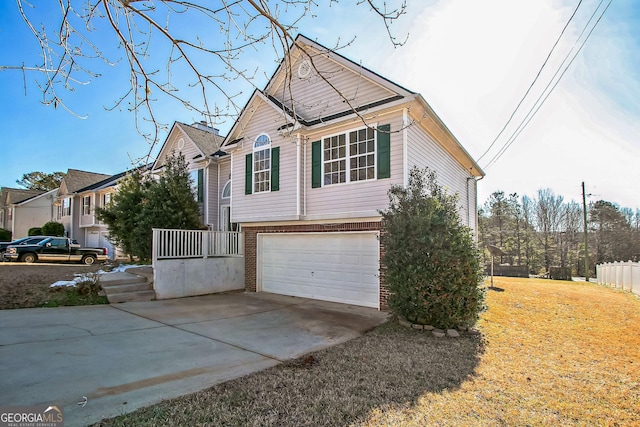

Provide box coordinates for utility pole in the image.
[582,182,590,281]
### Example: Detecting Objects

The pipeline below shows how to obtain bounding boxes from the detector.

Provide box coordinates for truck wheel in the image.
[21,253,37,263]
[81,255,96,265]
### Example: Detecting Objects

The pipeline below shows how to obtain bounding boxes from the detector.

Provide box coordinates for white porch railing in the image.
[596,261,640,296]
[152,228,244,261]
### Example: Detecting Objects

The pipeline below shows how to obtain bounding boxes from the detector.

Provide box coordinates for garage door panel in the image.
[259,233,379,308]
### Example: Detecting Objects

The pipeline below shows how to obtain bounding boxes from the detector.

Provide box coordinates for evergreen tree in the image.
[136,153,203,259]
[96,171,148,260]
[97,152,203,261]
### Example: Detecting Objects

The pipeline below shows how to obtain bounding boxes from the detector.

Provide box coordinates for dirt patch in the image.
[0,263,105,309]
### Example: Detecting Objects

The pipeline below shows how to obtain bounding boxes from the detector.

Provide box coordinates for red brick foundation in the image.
[243,221,388,310]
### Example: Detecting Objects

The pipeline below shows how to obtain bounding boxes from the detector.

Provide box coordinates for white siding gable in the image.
[266,49,401,124]
[231,99,298,223]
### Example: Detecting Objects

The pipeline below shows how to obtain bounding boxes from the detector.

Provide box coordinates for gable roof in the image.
[179,122,223,155]
[221,35,483,177]
[153,122,225,170]
[262,34,413,126]
[59,169,111,195]
[15,188,58,206]
[0,187,46,206]
[76,164,152,194]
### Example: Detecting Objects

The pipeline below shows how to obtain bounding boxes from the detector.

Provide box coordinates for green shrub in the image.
[380,167,485,329]
[0,228,11,241]
[28,227,42,236]
[41,221,65,237]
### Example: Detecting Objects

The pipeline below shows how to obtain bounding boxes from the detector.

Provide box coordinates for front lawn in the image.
[95,278,640,426]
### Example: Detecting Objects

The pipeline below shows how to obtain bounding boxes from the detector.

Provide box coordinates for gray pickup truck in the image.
[4,237,108,265]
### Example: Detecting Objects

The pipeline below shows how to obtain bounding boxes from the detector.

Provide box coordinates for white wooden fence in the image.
[596,261,640,296]
[152,228,244,261]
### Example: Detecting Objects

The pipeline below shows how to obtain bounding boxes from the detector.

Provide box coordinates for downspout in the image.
[204,160,210,228]
[296,133,301,217]
[217,160,220,230]
[70,195,75,239]
[403,108,409,188]
[469,175,484,240]
[303,136,307,217]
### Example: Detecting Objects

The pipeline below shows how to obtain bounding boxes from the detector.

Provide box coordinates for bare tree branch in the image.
[7,0,409,157]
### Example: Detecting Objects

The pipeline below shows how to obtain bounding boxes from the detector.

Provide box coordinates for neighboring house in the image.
[219,35,485,310]
[55,169,111,244]
[151,121,230,230]
[74,170,129,258]
[0,187,57,238]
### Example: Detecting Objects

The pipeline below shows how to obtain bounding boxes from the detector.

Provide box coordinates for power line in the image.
[476,0,584,163]
[482,0,613,170]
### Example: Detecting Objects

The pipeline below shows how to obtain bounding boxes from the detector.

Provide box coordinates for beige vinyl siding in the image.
[210,159,231,230]
[407,123,477,230]
[304,114,405,219]
[231,102,298,223]
[157,129,202,168]
[270,54,397,123]
[206,163,219,228]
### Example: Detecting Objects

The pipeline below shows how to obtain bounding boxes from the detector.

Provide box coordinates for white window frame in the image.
[222,180,231,199]
[322,125,377,186]
[62,198,71,217]
[253,134,271,193]
[82,196,92,215]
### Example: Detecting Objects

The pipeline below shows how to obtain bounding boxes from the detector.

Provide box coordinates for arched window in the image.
[222,180,231,199]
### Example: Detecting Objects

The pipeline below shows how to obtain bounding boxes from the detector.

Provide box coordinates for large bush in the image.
[41,221,65,236]
[0,228,11,241]
[380,167,485,329]
[28,227,42,236]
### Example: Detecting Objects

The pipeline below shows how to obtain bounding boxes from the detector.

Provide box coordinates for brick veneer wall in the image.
[243,221,389,310]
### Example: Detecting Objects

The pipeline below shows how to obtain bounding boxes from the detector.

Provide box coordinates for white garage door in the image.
[258,232,380,308]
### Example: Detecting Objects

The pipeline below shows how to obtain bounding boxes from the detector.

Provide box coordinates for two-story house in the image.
[55,169,111,243]
[219,35,484,310]
[0,187,56,238]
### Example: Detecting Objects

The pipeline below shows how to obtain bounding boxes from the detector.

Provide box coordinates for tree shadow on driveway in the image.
[96,321,483,427]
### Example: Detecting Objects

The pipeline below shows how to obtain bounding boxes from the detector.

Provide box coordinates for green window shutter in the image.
[270,147,280,192]
[245,153,253,195]
[197,169,204,202]
[377,124,391,179]
[311,140,321,188]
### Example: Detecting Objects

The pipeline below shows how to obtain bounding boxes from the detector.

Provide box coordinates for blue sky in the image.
[1,0,638,210]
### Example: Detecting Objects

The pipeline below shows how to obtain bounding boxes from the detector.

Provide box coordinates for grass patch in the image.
[94,278,640,426]
[39,288,108,307]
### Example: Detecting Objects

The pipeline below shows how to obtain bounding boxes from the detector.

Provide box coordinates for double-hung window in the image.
[82,196,91,215]
[312,124,390,188]
[245,134,279,195]
[322,126,376,185]
[253,134,271,193]
[62,198,71,217]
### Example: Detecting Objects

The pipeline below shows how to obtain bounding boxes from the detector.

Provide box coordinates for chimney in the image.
[193,120,219,135]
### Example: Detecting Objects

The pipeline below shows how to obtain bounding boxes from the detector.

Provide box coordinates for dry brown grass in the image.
[96,278,640,427]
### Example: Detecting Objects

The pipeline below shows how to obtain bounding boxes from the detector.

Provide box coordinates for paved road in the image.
[0,292,388,426]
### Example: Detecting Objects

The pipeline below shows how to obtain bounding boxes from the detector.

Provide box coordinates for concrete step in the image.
[102,282,153,294]
[107,290,156,303]
[100,272,147,287]
[100,269,156,303]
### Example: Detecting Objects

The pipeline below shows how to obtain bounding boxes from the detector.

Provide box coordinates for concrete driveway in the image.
[0,292,389,426]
